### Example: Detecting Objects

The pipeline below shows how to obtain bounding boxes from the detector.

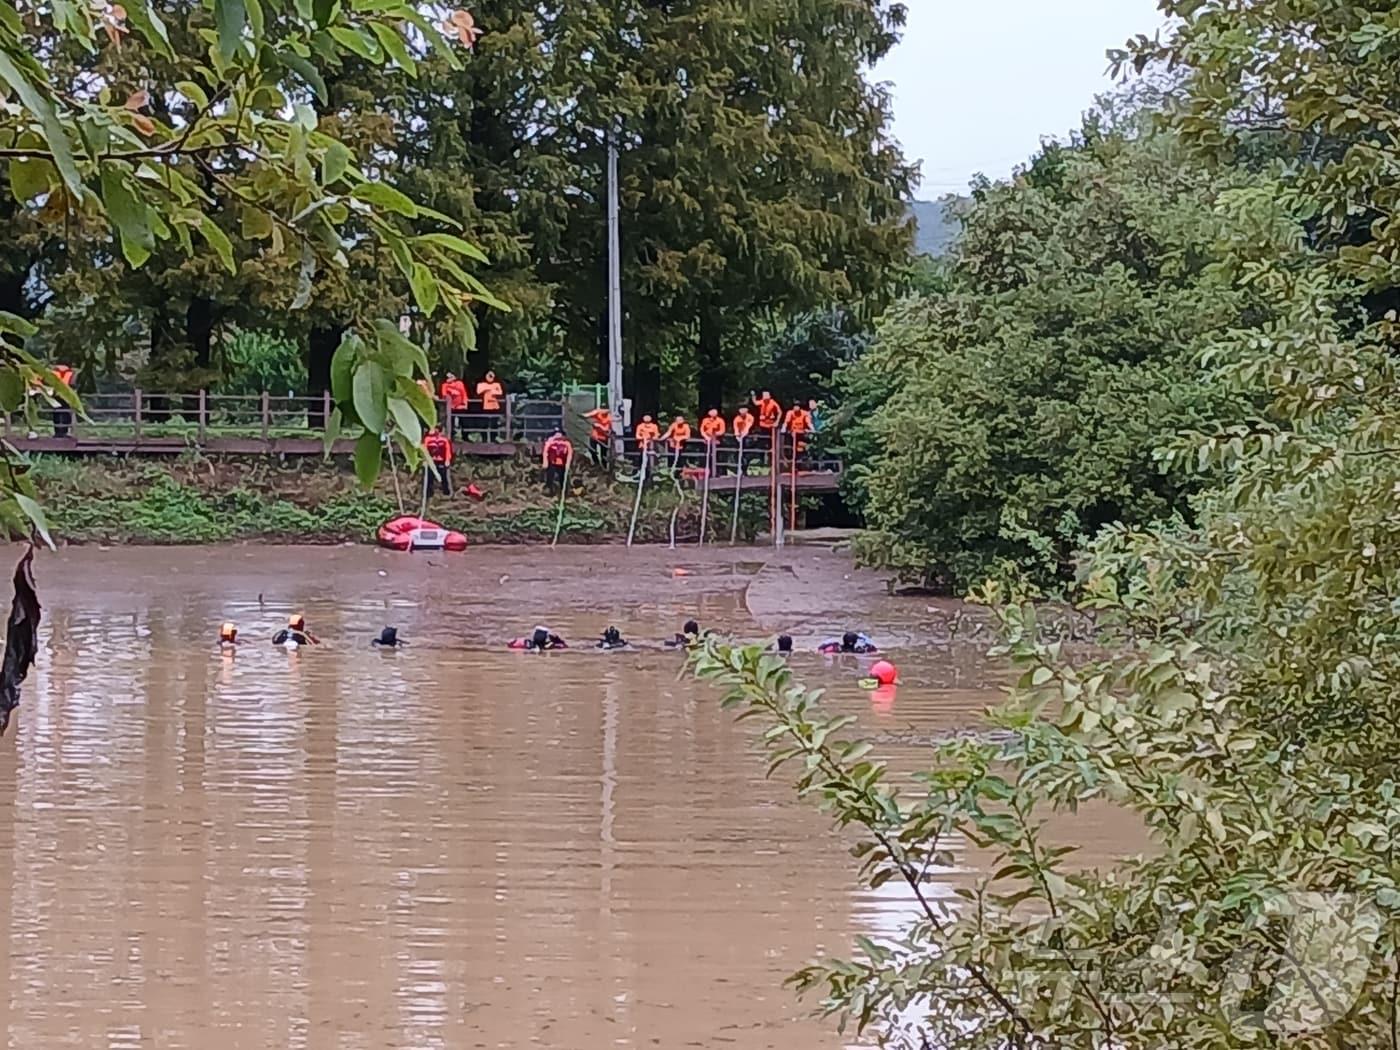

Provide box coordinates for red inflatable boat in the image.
[376,515,468,552]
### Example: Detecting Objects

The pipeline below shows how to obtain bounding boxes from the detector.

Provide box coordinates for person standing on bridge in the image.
[634,415,661,476]
[423,424,453,499]
[699,408,725,470]
[476,370,505,440]
[439,372,470,438]
[661,414,692,471]
[583,406,613,468]
[50,362,75,437]
[731,406,755,476]
[782,401,813,467]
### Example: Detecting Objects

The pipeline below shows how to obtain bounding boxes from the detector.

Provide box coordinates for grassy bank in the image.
[30,454,773,546]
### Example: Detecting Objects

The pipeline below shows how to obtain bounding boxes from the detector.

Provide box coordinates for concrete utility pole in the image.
[606,124,626,439]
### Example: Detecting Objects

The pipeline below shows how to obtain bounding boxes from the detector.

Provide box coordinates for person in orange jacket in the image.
[439,372,470,437]
[423,424,453,499]
[755,390,782,434]
[476,370,505,439]
[50,362,75,436]
[732,406,754,442]
[583,406,613,467]
[542,427,574,494]
[661,414,692,470]
[782,402,814,467]
[634,414,661,473]
[699,408,725,473]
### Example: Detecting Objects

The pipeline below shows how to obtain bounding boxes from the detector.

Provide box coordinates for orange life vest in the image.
[783,407,812,435]
[585,408,612,443]
[440,378,469,411]
[476,379,503,411]
[699,415,725,441]
[424,432,453,465]
[757,397,781,430]
[733,411,754,440]
[53,365,75,387]
[663,420,692,449]
[635,421,661,448]
[544,435,572,466]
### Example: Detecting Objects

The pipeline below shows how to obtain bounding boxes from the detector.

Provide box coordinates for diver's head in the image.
[377,626,398,647]
[603,626,622,646]
[220,622,237,643]
[531,627,550,650]
[842,631,859,651]
[289,613,306,631]
[777,634,793,653]
[683,619,700,637]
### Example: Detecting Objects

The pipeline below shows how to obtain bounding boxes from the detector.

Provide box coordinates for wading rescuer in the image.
[584,406,613,467]
[219,622,238,652]
[476,371,504,440]
[662,414,692,469]
[508,626,567,651]
[818,631,878,654]
[439,372,470,437]
[273,614,319,649]
[424,424,453,499]
[635,415,661,473]
[542,428,574,494]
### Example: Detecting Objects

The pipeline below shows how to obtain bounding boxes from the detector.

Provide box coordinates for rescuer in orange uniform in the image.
[439,372,470,437]
[782,401,814,467]
[51,363,75,437]
[634,415,661,473]
[423,424,453,499]
[732,406,754,442]
[699,409,725,473]
[584,406,613,467]
[476,370,504,439]
[662,414,692,469]
[755,390,782,435]
[542,427,574,494]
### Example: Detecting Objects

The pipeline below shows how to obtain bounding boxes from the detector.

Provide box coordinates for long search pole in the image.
[606,124,625,454]
[789,432,798,533]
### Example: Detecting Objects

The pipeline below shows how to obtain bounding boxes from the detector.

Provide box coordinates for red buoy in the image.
[871,660,898,686]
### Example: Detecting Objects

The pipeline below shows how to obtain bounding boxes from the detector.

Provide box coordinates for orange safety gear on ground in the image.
[52,364,75,387]
[783,406,812,434]
[699,412,726,441]
[663,418,692,450]
[424,430,453,465]
[635,419,661,448]
[757,396,781,430]
[476,377,504,411]
[585,408,612,443]
[543,434,573,466]
[733,409,754,440]
[440,377,469,411]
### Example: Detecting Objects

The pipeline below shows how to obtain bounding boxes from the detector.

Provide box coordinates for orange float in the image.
[376,515,468,552]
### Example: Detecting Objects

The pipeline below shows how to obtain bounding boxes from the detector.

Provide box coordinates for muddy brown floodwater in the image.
[0,544,1134,1049]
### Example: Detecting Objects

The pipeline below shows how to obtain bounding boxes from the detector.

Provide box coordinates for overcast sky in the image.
[873,0,1167,197]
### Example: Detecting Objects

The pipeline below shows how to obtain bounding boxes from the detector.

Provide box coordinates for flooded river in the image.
[0,545,1127,1048]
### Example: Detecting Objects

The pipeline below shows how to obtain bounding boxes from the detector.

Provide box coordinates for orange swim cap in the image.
[289,614,305,630]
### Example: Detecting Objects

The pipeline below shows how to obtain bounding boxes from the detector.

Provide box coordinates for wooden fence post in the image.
[322,390,331,431]
[261,391,270,440]
[503,397,513,442]
[133,389,143,439]
[197,389,207,443]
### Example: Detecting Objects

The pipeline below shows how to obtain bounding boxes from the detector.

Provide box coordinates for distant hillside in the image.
[908,197,966,257]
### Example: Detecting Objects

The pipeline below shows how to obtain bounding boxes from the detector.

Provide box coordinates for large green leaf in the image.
[322,140,353,185]
[353,428,382,488]
[124,0,174,58]
[322,406,342,456]
[278,50,328,104]
[14,493,53,549]
[368,22,415,76]
[352,359,387,433]
[197,216,236,274]
[372,319,430,379]
[409,261,439,316]
[8,158,54,203]
[387,394,421,447]
[99,166,154,268]
[330,331,361,408]
[214,0,248,63]
[351,181,418,217]
[0,52,80,194]
[416,231,489,263]
[328,25,381,61]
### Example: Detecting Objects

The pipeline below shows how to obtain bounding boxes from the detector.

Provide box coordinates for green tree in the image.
[841,118,1265,591]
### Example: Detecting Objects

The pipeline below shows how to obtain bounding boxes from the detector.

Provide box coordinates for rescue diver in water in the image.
[372,626,401,648]
[817,631,877,654]
[509,626,568,651]
[665,619,703,648]
[595,626,629,650]
[272,614,319,648]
